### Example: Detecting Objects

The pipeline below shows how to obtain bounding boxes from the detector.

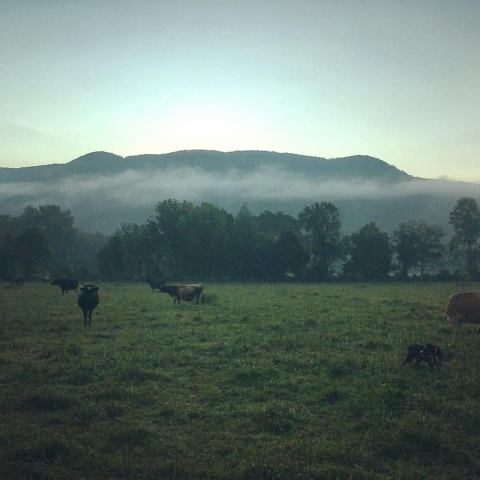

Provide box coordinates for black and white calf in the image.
[402,343,443,368]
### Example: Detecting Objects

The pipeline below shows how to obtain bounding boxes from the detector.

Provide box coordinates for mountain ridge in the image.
[0,150,413,183]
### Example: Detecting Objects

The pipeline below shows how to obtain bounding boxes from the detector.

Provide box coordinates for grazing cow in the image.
[445,291,480,333]
[402,343,443,368]
[51,278,79,295]
[159,284,204,304]
[77,285,99,326]
[146,278,165,292]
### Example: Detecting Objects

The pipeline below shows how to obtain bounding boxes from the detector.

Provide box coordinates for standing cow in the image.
[159,284,204,304]
[51,278,79,295]
[77,285,100,326]
[445,291,480,334]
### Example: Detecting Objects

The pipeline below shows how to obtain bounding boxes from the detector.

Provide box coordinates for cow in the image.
[77,284,99,326]
[146,278,165,292]
[51,278,79,295]
[159,284,204,304]
[445,291,480,333]
[402,343,443,368]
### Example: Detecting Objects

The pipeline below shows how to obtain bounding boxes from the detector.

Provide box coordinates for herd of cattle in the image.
[8,277,480,338]
[46,277,204,326]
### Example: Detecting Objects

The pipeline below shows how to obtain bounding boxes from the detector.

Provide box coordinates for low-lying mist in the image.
[1,166,479,207]
[1,166,479,233]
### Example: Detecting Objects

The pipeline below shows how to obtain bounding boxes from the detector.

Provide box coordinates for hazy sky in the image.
[1,0,479,181]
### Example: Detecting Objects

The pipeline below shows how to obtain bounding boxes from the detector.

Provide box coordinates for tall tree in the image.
[272,231,308,277]
[393,221,445,277]
[344,222,391,279]
[449,197,480,276]
[151,199,194,276]
[97,234,126,279]
[0,228,50,277]
[298,202,342,279]
[186,203,234,278]
[231,204,258,278]
[254,211,300,238]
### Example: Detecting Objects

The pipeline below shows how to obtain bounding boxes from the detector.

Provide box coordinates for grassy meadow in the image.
[1,281,480,480]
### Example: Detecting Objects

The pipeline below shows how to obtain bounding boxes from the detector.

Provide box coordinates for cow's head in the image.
[80,284,99,294]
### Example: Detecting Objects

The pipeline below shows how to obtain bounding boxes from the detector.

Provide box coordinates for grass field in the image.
[1,281,480,480]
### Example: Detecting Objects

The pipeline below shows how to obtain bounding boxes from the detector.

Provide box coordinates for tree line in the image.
[1,197,479,282]
[0,205,106,280]
[97,197,480,281]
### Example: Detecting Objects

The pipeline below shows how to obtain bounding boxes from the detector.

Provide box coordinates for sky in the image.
[0,0,479,181]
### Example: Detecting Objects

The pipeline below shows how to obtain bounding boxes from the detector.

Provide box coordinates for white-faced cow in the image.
[78,284,99,326]
[159,284,204,304]
[445,291,480,334]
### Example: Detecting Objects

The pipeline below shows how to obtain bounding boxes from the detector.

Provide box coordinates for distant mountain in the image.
[0,150,412,183]
[0,150,478,234]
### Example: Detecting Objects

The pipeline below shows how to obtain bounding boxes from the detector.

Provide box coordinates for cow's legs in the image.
[402,355,412,366]
[83,310,88,327]
[452,322,462,340]
[447,315,461,340]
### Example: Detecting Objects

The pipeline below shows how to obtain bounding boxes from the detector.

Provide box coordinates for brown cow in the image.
[159,284,204,304]
[445,291,480,333]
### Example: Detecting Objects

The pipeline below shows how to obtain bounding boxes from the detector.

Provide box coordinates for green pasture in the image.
[1,281,480,480]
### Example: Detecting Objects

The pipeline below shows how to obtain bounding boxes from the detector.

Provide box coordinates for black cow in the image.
[146,278,165,292]
[51,278,79,295]
[402,343,443,368]
[77,285,99,327]
[159,284,204,304]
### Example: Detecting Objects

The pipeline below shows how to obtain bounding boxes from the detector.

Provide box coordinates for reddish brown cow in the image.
[445,291,480,332]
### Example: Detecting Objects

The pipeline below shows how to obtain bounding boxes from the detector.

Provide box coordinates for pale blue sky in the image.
[0,0,479,180]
